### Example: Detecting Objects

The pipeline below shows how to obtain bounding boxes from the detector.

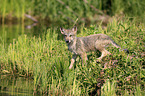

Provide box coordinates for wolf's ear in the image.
[72,26,77,33]
[60,27,64,34]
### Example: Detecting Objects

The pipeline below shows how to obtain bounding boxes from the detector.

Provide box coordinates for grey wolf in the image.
[60,27,128,69]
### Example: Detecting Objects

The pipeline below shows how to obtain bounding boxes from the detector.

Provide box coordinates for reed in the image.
[1,0,6,24]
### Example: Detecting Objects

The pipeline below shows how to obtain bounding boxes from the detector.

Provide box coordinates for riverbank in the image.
[0,18,145,95]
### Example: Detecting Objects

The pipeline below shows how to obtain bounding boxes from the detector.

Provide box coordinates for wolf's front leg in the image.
[69,54,77,69]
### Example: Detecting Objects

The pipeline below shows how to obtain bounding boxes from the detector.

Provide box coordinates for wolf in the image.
[60,27,128,69]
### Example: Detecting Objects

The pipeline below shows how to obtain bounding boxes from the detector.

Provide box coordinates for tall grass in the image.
[0,18,145,95]
[0,0,29,21]
[0,0,145,25]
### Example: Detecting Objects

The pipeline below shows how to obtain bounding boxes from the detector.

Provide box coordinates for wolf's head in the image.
[60,27,77,44]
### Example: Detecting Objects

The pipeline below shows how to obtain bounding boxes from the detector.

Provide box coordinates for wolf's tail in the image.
[111,39,129,53]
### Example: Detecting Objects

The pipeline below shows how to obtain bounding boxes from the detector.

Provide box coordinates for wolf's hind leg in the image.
[80,53,88,66]
[97,49,111,61]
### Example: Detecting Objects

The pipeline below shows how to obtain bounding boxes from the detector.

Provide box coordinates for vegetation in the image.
[0,0,145,25]
[0,18,145,95]
[0,0,145,95]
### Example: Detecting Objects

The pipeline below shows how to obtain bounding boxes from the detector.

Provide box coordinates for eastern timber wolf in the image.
[60,27,128,69]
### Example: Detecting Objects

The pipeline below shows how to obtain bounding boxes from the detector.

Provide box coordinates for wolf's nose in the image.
[66,41,69,43]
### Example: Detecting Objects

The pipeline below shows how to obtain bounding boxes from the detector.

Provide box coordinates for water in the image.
[0,75,34,96]
[0,23,48,45]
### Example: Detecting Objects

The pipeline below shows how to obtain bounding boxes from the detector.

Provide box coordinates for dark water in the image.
[0,75,34,96]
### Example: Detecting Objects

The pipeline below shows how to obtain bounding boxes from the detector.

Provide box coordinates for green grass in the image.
[0,0,145,25]
[0,18,145,95]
